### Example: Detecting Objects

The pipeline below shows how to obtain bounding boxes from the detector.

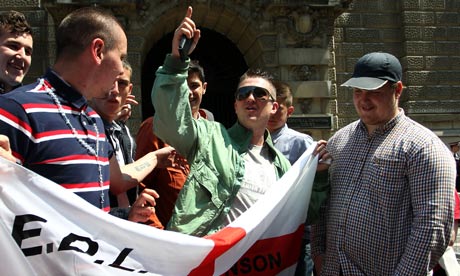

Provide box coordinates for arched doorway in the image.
[141,28,248,128]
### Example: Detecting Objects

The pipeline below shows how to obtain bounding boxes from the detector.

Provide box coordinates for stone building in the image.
[1,0,459,144]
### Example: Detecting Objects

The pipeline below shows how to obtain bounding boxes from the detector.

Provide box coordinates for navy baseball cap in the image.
[341,52,402,90]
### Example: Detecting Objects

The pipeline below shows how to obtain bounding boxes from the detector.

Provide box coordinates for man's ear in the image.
[287,105,295,116]
[91,38,105,64]
[271,101,279,114]
[202,82,208,95]
[394,81,404,99]
[128,83,133,95]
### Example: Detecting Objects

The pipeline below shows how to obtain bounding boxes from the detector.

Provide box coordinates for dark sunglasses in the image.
[235,86,273,102]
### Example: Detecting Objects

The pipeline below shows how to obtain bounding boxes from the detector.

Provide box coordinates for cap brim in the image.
[341,77,388,90]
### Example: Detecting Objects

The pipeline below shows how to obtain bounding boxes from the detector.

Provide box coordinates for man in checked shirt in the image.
[311,52,456,275]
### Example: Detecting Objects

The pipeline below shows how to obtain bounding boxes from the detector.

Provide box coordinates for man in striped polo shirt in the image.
[0,7,167,222]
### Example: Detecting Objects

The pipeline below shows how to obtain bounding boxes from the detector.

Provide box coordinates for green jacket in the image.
[152,55,291,236]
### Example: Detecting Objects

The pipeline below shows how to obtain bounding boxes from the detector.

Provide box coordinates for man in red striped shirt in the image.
[0,7,169,222]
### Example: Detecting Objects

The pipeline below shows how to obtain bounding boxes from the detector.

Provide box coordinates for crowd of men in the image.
[0,7,458,275]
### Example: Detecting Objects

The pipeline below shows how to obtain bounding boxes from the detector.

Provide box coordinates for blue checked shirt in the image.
[311,109,456,275]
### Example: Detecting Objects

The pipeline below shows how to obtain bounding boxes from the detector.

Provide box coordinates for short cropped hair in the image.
[0,10,32,36]
[239,68,275,88]
[273,81,293,107]
[240,68,275,83]
[189,60,205,83]
[56,7,122,59]
[122,60,132,75]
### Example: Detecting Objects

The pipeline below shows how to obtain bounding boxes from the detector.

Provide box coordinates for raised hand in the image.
[172,6,201,59]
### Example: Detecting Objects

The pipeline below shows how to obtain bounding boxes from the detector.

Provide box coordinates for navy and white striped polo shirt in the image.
[0,69,111,211]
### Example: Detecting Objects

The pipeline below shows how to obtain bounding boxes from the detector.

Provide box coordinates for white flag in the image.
[0,143,317,276]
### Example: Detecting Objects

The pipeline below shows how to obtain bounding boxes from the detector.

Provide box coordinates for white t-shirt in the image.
[224,143,276,224]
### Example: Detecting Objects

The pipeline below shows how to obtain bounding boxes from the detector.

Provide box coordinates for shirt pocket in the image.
[368,156,407,206]
[189,161,224,209]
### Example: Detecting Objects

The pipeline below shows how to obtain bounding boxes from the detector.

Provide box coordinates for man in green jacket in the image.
[151,7,289,237]
[151,7,326,237]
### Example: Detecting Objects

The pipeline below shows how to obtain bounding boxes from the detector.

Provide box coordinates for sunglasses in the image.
[235,86,274,102]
